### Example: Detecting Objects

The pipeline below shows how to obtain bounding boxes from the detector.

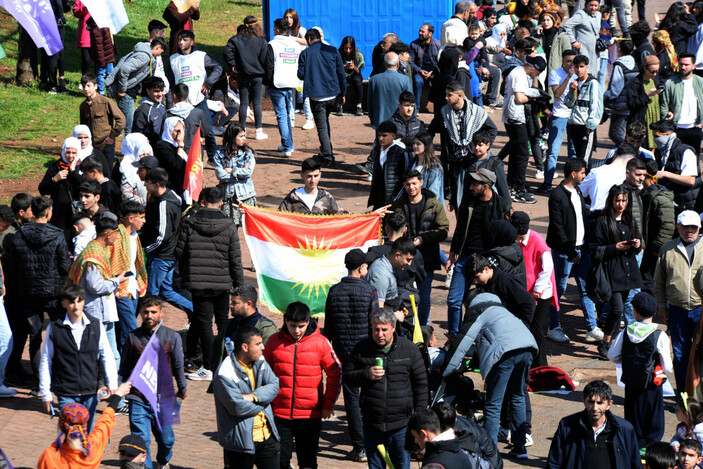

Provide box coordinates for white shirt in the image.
[127,232,139,297]
[502,66,529,124]
[39,313,118,402]
[679,79,697,128]
[519,230,554,299]
[549,68,576,119]
[564,185,585,246]
[607,324,674,374]
[579,165,625,211]
[295,187,318,211]
[379,144,392,168]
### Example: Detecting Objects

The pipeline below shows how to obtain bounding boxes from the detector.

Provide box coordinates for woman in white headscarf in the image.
[155,116,187,198]
[72,124,111,176]
[485,23,510,68]
[120,136,152,205]
[38,137,83,241]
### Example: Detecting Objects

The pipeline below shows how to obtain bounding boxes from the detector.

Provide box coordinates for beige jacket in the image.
[654,238,703,310]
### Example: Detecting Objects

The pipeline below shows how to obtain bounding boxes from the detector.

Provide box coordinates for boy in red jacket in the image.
[263,301,341,469]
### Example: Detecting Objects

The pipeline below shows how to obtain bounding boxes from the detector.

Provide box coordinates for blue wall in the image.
[263,0,454,78]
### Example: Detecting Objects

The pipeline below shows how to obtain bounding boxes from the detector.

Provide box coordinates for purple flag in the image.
[0,446,14,469]
[0,0,63,55]
[128,332,180,431]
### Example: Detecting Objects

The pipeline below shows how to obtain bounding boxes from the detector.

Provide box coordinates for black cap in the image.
[631,292,657,318]
[344,248,376,270]
[119,434,147,456]
[510,211,531,235]
[132,155,160,169]
[526,55,547,73]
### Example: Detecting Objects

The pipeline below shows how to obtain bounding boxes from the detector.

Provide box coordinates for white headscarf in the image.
[119,133,149,177]
[72,124,94,161]
[61,137,81,165]
[137,143,154,157]
[161,117,183,148]
[490,24,508,49]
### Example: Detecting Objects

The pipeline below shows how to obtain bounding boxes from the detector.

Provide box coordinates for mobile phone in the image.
[124,271,134,277]
[656,84,665,90]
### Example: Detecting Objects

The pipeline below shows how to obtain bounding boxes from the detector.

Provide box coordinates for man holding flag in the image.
[120,295,187,469]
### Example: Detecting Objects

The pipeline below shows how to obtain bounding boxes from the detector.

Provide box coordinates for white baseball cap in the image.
[677,210,702,228]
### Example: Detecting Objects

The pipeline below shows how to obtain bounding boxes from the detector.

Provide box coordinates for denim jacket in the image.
[212,148,256,200]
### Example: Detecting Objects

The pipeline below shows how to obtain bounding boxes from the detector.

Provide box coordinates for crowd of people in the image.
[9,0,703,468]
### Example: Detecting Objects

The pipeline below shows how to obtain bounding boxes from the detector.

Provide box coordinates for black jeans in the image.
[311,99,336,160]
[677,127,702,157]
[348,73,364,106]
[633,0,645,20]
[531,298,550,368]
[602,290,627,337]
[186,291,229,370]
[12,295,61,378]
[80,47,92,76]
[275,417,322,469]
[505,122,529,192]
[195,99,218,158]
[342,377,364,452]
[569,124,596,162]
[40,25,65,88]
[102,143,116,174]
[224,435,280,469]
[485,64,501,104]
[239,74,264,130]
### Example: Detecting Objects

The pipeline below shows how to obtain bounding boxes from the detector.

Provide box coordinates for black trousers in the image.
[224,435,280,469]
[342,377,364,452]
[39,25,65,88]
[531,298,550,368]
[640,252,658,295]
[275,416,322,469]
[80,47,92,76]
[569,124,596,162]
[238,74,264,130]
[311,99,336,160]
[505,122,529,192]
[348,73,364,105]
[186,291,229,370]
[677,126,702,157]
[602,290,627,337]
[625,384,665,447]
[11,295,61,378]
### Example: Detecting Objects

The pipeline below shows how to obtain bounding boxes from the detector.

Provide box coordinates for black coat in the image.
[323,276,378,362]
[455,416,503,469]
[592,214,643,292]
[422,438,473,468]
[451,192,512,256]
[344,333,428,432]
[368,143,412,210]
[155,141,186,198]
[2,222,70,297]
[175,208,244,293]
[624,73,662,127]
[547,183,589,260]
[141,189,182,261]
[223,34,267,77]
[482,268,535,326]
[38,161,82,236]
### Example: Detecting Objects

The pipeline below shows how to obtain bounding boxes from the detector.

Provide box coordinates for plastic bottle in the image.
[225,337,234,355]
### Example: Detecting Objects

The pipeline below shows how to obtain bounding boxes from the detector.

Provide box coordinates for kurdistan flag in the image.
[242,205,381,316]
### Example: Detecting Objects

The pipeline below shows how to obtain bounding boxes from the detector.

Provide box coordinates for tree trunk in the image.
[15,25,38,85]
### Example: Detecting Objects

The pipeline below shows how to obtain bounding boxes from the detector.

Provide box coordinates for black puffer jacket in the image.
[175,208,243,293]
[368,142,413,210]
[389,109,425,150]
[422,438,472,468]
[345,333,428,432]
[323,276,378,362]
[486,220,527,287]
[2,222,70,296]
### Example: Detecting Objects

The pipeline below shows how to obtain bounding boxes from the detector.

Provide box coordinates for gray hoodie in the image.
[105,42,153,95]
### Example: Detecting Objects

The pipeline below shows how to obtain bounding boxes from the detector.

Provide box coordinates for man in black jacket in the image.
[389,91,425,149]
[408,408,473,468]
[176,187,243,382]
[324,248,379,462]
[546,158,601,344]
[345,308,428,469]
[3,196,70,392]
[141,168,193,319]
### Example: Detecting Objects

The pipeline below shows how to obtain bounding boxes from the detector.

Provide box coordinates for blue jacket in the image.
[367,70,413,128]
[297,40,346,100]
[409,38,441,74]
[546,410,642,469]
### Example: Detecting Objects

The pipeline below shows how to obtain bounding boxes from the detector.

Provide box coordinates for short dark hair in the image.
[120,200,146,218]
[232,285,257,308]
[562,49,577,58]
[61,284,86,301]
[516,19,534,35]
[408,408,441,435]
[643,441,676,469]
[377,120,397,135]
[148,19,166,34]
[582,379,613,402]
[626,122,647,141]
[514,38,535,52]
[173,83,189,102]
[421,324,434,346]
[389,41,409,55]
[0,205,14,223]
[284,301,311,323]
[385,210,407,233]
[680,439,703,457]
[145,168,169,187]
[273,18,290,34]
[71,210,91,225]
[618,40,634,55]
[95,212,118,233]
[305,28,321,42]
[390,236,416,256]
[178,30,195,40]
[564,158,586,177]
[644,159,659,177]
[472,128,493,146]
[616,142,638,159]
[445,81,465,93]
[31,196,52,218]
[234,325,262,352]
[80,156,104,175]
[81,73,97,86]
[139,295,164,311]
[10,193,33,215]
[573,55,589,66]
[79,180,102,196]
[150,37,166,50]
[432,402,457,432]
[424,23,435,33]
[626,157,647,172]
[680,52,697,63]
[144,76,165,91]
[402,169,423,182]
[398,91,415,104]
[468,252,493,277]
[630,20,651,38]
[301,157,322,173]
[202,186,224,204]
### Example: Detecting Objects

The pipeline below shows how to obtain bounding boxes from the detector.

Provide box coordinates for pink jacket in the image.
[73,0,91,48]
[520,229,559,310]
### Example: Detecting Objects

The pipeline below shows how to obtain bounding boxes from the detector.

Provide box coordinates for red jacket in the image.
[263,319,342,420]
[89,25,116,67]
[73,0,91,48]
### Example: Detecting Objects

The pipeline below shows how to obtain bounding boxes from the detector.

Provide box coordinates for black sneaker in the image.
[597,341,611,360]
[355,106,364,116]
[334,106,343,116]
[184,358,200,373]
[347,448,367,462]
[536,184,553,194]
[514,191,537,204]
[509,446,528,460]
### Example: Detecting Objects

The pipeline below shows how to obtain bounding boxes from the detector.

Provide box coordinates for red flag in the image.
[183,125,203,204]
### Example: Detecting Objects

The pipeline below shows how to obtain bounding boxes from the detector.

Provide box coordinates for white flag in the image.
[82,0,129,34]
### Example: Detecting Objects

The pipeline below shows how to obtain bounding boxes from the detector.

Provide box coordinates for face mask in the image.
[653,134,670,150]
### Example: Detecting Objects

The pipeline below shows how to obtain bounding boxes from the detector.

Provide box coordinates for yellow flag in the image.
[409,294,423,345]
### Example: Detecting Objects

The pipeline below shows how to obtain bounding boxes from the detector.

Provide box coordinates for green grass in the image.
[0,0,261,181]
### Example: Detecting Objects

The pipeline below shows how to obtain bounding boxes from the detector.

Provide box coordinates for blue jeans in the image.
[549,248,597,331]
[364,424,409,469]
[544,117,569,186]
[668,304,702,394]
[146,256,193,316]
[95,62,114,96]
[116,94,135,136]
[609,113,628,145]
[116,296,139,354]
[598,57,608,89]
[129,399,176,468]
[0,302,12,387]
[412,73,428,109]
[103,321,120,373]
[447,255,470,335]
[418,269,434,326]
[484,349,533,446]
[58,394,98,431]
[268,88,294,152]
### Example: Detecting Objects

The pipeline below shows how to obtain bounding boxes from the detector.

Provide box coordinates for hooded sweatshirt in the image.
[607,322,673,386]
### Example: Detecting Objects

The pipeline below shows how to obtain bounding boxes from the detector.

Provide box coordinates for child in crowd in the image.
[412,131,444,201]
[468,128,510,201]
[421,325,445,372]
[71,211,95,257]
[211,123,257,226]
[643,441,676,469]
[672,397,703,450]
[598,6,613,88]
[677,439,703,469]
[87,17,117,95]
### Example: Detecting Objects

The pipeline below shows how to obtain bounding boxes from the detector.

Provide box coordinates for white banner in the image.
[82,0,129,34]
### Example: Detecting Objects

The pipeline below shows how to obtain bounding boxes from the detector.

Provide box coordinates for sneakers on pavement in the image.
[334,106,344,116]
[535,170,544,180]
[355,106,364,116]
[497,426,511,443]
[255,129,268,140]
[188,367,213,381]
[536,183,553,194]
[278,150,292,157]
[116,404,130,415]
[347,448,368,462]
[585,326,605,342]
[0,385,17,398]
[302,120,315,130]
[508,446,528,459]
[513,191,537,204]
[525,433,533,447]
[547,327,571,343]
[597,341,611,360]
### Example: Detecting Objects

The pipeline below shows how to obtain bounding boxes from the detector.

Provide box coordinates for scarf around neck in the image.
[441,97,488,148]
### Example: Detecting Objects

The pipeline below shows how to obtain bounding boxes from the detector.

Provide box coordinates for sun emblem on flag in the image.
[288,235,340,299]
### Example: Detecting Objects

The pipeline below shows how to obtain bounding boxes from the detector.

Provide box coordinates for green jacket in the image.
[641,184,676,258]
[654,237,703,310]
[660,74,703,125]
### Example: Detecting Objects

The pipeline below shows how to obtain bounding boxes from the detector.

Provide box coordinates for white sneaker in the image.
[535,170,544,180]
[302,120,315,130]
[290,119,296,128]
[445,265,454,288]
[547,327,571,343]
[278,150,292,157]
[255,129,268,140]
[525,433,534,447]
[187,367,213,381]
[585,326,605,342]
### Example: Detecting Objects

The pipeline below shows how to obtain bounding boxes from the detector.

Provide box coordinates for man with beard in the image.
[660,53,703,156]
